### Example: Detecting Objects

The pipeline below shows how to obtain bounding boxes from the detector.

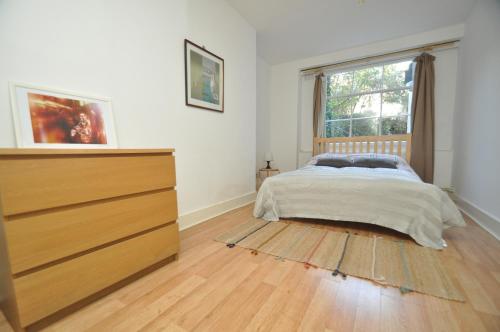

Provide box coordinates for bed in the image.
[253,134,465,249]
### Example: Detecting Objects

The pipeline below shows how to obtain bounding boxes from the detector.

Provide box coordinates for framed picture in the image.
[9,82,118,148]
[184,39,224,112]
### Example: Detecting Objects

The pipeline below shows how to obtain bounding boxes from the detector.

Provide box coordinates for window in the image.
[325,59,415,137]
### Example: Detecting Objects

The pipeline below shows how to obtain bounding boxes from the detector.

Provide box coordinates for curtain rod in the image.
[300,40,459,75]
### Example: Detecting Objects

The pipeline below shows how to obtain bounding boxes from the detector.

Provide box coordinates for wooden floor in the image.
[1,204,499,332]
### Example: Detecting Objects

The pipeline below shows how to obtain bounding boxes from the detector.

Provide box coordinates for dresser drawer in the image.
[13,223,179,327]
[5,190,178,274]
[0,153,176,216]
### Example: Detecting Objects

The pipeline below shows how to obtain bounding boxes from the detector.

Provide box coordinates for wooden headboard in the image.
[313,134,412,162]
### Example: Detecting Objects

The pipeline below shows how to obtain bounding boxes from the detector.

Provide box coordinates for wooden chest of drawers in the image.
[0,149,180,330]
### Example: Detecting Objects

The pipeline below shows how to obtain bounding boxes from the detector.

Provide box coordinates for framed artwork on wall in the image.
[184,39,224,112]
[9,82,118,148]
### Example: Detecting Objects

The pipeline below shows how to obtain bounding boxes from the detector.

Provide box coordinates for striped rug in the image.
[215,219,464,302]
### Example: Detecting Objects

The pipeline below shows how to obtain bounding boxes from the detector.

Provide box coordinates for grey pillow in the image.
[352,155,398,169]
[351,157,372,168]
[368,159,398,169]
[315,157,353,168]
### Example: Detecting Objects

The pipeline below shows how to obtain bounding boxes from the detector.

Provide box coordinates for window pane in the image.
[353,66,382,93]
[381,116,408,135]
[326,96,355,120]
[383,61,414,89]
[382,90,411,116]
[327,71,353,96]
[325,120,350,138]
[352,93,381,118]
[352,118,379,136]
[325,121,333,138]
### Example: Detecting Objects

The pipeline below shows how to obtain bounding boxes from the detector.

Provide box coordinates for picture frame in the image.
[184,39,224,112]
[9,82,118,148]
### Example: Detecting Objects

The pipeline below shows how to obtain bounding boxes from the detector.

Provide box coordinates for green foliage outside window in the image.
[325,60,414,138]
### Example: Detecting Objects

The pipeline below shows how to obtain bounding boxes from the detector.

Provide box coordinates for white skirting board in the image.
[451,194,500,241]
[178,192,257,231]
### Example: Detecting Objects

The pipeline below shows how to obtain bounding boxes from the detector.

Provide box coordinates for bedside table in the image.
[257,168,280,190]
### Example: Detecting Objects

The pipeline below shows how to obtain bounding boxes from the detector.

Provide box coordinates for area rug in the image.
[215,219,464,302]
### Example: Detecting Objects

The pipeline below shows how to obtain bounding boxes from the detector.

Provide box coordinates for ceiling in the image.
[226,0,476,64]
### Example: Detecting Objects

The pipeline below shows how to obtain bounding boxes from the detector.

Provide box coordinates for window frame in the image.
[324,58,414,138]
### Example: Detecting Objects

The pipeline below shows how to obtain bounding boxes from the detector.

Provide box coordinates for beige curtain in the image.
[410,53,435,183]
[313,73,325,138]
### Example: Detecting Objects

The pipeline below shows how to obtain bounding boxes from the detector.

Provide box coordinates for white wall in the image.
[267,25,464,188]
[256,56,271,171]
[0,0,257,222]
[452,0,500,235]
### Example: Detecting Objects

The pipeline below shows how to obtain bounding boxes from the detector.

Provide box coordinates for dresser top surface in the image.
[0,148,175,156]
